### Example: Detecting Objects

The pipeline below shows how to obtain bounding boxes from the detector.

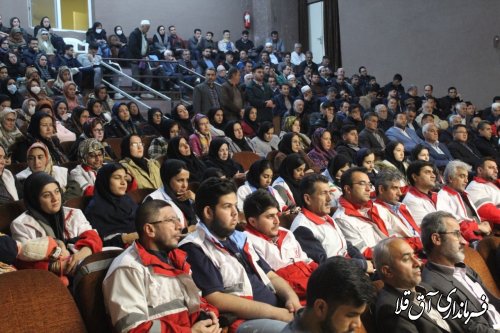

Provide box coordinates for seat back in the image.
[73,250,123,333]
[64,195,92,211]
[60,140,75,156]
[63,38,89,56]
[128,188,155,204]
[106,137,123,160]
[0,270,87,332]
[0,200,25,234]
[6,162,28,175]
[477,236,500,289]
[232,151,261,172]
[464,245,500,298]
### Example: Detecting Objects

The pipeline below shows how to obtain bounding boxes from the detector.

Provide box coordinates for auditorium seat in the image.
[477,236,500,289]
[464,245,500,298]
[0,200,25,234]
[232,151,261,171]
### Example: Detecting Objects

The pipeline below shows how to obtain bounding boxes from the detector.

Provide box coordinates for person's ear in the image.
[143,223,155,238]
[203,205,213,223]
[303,193,312,207]
[313,299,329,320]
[247,216,257,228]
[380,265,391,278]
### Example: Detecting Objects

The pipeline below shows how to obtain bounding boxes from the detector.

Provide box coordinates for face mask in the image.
[95,28,102,34]
[28,105,36,115]
[31,86,41,94]
[61,113,69,121]
[7,84,17,94]
[116,29,122,35]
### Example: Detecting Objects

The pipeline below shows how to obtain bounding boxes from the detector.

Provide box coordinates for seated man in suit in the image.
[374,237,465,333]
[422,123,453,170]
[385,112,424,154]
[447,124,483,168]
[359,111,389,157]
[281,257,375,333]
[421,211,500,332]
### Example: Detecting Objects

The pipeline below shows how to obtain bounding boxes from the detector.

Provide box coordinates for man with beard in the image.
[281,257,374,333]
[421,211,500,332]
[103,200,221,333]
[385,112,424,154]
[180,178,301,333]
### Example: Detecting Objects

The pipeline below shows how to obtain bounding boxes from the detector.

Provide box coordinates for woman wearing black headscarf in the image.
[127,101,146,127]
[10,172,102,278]
[224,120,256,154]
[27,111,69,165]
[204,137,244,179]
[272,153,306,207]
[120,134,161,189]
[166,136,205,183]
[85,163,138,248]
[105,102,141,138]
[65,106,90,137]
[241,106,259,138]
[376,140,408,179]
[271,132,318,174]
[170,103,194,137]
[141,107,163,136]
[145,159,198,228]
[207,107,226,137]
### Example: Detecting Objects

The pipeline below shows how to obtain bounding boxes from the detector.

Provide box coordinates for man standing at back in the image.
[246,65,275,123]
[193,67,221,115]
[128,20,153,99]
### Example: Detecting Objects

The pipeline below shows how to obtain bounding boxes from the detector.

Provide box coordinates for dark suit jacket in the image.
[423,141,453,169]
[192,82,221,115]
[220,81,243,120]
[422,261,499,332]
[359,128,390,156]
[473,136,500,165]
[376,284,465,333]
[448,141,483,168]
[246,80,274,122]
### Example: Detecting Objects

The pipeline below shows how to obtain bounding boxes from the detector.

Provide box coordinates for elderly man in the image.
[421,211,500,332]
[290,43,305,66]
[128,19,153,98]
[374,237,465,332]
[402,161,438,226]
[437,160,491,245]
[103,200,220,333]
[193,67,221,115]
[466,157,500,226]
[422,123,453,169]
[220,67,243,121]
[290,174,371,272]
[359,112,389,156]
[282,257,375,333]
[385,112,424,153]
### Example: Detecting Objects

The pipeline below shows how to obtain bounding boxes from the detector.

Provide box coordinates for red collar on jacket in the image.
[373,199,421,234]
[245,224,288,250]
[408,186,437,206]
[302,207,336,227]
[135,241,190,276]
[473,176,500,189]
[339,197,389,236]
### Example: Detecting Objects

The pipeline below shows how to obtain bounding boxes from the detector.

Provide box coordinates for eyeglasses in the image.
[438,230,461,239]
[352,181,372,188]
[93,128,104,133]
[130,142,143,147]
[148,217,181,225]
[88,152,103,159]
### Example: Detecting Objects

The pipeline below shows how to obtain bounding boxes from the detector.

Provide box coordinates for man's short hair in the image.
[363,112,378,122]
[375,169,404,195]
[477,157,497,171]
[241,30,249,35]
[88,42,99,50]
[448,86,457,92]
[421,211,455,254]
[452,124,467,134]
[373,237,396,273]
[195,178,237,220]
[443,160,471,184]
[168,25,175,31]
[227,67,239,79]
[271,30,278,35]
[340,167,367,191]
[135,200,171,237]
[205,67,216,74]
[63,44,73,52]
[321,101,334,110]
[223,29,230,34]
[252,65,263,73]
[300,174,329,205]
[406,160,434,186]
[243,189,279,220]
[477,120,491,131]
[341,124,357,136]
[306,256,375,309]
[206,31,214,37]
[194,28,201,34]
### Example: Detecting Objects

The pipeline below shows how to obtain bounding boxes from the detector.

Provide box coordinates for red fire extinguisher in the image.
[244,11,251,29]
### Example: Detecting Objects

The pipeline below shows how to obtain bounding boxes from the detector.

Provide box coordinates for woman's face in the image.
[2,112,16,132]
[118,105,130,121]
[417,148,430,161]
[86,149,104,170]
[8,53,17,64]
[97,88,107,100]
[39,116,54,139]
[109,168,128,196]
[92,102,103,115]
[152,112,162,125]
[0,147,5,174]
[169,168,189,194]
[57,103,67,117]
[129,135,144,158]
[158,26,166,36]
[92,123,104,141]
[198,117,210,135]
[291,120,300,133]
[38,56,48,66]
[217,143,229,161]
[28,147,47,172]
[293,164,306,181]
[79,110,90,125]
[291,135,301,153]
[42,18,50,27]
[249,108,257,122]
[178,138,191,156]
[393,144,405,162]
[233,123,244,140]
[259,168,273,188]
[169,124,180,138]
[320,131,332,151]
[66,84,77,97]
[263,127,274,142]
[213,110,224,124]
[177,105,189,120]
[62,70,71,82]
[12,18,20,27]
[39,182,62,215]
[362,153,375,172]
[41,33,49,41]
[335,164,350,180]
[129,103,139,116]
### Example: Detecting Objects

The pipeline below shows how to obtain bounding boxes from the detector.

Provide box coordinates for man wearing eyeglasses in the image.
[421,211,500,332]
[103,200,221,333]
[333,167,386,262]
